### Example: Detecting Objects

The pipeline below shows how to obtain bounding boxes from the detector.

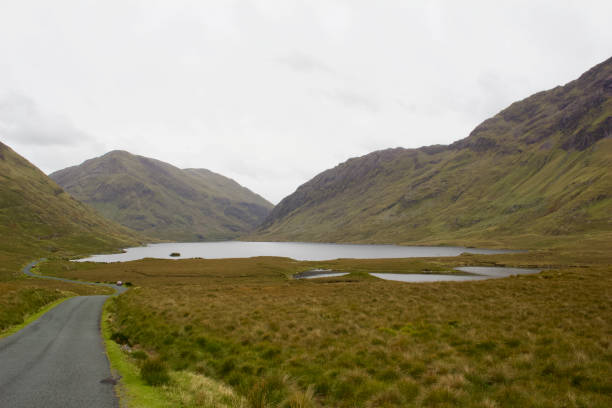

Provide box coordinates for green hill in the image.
[0,141,141,279]
[50,151,273,242]
[255,57,612,249]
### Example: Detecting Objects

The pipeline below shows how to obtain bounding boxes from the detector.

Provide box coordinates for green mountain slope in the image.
[255,57,612,248]
[50,151,273,241]
[0,142,141,279]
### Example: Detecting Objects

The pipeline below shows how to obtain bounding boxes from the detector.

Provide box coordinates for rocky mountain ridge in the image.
[51,150,273,241]
[255,57,612,248]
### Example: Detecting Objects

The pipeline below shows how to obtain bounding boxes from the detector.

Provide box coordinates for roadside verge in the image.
[101,299,171,408]
[0,297,71,339]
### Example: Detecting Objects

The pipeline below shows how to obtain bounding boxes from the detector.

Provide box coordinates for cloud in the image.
[0,1,610,201]
[321,89,380,113]
[277,53,335,75]
[0,92,91,146]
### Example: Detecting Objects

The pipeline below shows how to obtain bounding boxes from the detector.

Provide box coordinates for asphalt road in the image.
[21,259,127,295]
[0,260,126,408]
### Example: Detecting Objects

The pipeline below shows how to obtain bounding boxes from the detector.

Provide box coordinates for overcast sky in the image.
[0,1,610,203]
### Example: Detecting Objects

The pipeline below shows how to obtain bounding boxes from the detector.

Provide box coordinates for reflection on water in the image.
[303,273,349,279]
[294,269,350,279]
[370,273,490,282]
[77,241,519,263]
[296,266,541,282]
[371,266,541,283]
[454,266,541,277]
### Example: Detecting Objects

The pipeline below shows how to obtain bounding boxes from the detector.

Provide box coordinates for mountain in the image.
[50,151,273,241]
[255,57,612,248]
[0,142,141,278]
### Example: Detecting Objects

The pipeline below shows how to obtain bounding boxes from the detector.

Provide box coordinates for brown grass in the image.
[40,249,612,407]
[0,267,113,333]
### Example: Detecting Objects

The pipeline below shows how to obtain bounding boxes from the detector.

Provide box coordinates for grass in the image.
[102,298,246,408]
[0,265,113,333]
[42,248,612,407]
[0,142,143,282]
[102,299,172,408]
[254,138,612,250]
[0,296,70,339]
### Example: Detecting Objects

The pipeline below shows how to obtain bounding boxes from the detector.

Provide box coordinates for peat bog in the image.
[40,248,612,407]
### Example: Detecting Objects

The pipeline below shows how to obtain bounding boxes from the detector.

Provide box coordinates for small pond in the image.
[454,266,542,277]
[293,269,350,279]
[298,266,541,282]
[370,273,490,282]
[373,266,541,282]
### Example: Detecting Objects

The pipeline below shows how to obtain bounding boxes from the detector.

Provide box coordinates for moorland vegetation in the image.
[39,244,612,407]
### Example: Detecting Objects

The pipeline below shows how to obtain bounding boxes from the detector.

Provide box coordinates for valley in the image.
[0,54,611,407]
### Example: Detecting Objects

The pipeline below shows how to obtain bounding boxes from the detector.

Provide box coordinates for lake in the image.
[77,241,520,262]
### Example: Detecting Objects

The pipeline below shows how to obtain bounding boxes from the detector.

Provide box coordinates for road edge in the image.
[101,297,170,408]
[0,259,76,339]
[0,297,72,339]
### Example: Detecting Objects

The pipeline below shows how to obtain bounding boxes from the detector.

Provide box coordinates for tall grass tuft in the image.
[246,375,288,408]
[141,358,170,386]
[285,385,316,408]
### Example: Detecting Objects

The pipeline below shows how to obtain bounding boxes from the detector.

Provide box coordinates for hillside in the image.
[255,57,612,248]
[50,151,273,241]
[0,142,141,279]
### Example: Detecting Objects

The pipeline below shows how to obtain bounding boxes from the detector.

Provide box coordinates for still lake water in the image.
[370,273,490,282]
[371,266,541,283]
[77,241,519,263]
[304,273,350,279]
[454,266,542,277]
[297,266,541,282]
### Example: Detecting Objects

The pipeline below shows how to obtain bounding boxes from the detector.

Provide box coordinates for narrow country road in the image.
[0,260,125,408]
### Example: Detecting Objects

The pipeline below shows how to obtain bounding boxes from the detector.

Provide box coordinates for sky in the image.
[0,1,611,204]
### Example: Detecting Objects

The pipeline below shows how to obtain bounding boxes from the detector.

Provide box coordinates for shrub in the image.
[131,350,148,360]
[246,375,288,408]
[396,379,420,402]
[140,358,170,386]
[111,331,130,345]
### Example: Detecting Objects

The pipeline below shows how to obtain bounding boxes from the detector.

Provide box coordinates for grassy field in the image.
[0,268,113,334]
[102,300,246,408]
[40,246,612,407]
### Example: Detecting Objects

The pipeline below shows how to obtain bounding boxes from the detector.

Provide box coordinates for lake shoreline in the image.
[77,241,522,263]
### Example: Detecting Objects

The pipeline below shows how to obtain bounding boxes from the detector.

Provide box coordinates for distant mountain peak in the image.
[50,151,273,241]
[104,149,132,156]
